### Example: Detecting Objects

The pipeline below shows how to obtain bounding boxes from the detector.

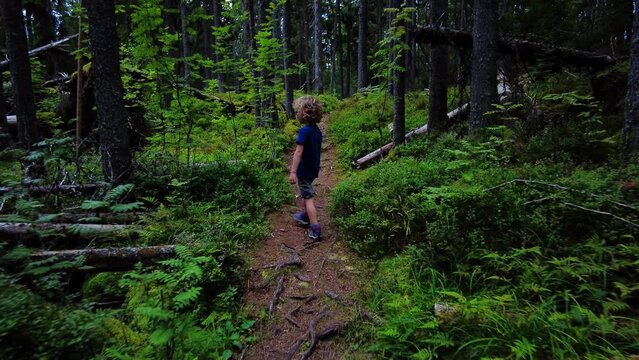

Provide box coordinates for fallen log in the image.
[0,34,79,72]
[352,104,469,169]
[0,184,101,196]
[413,25,619,69]
[0,222,130,244]
[30,245,176,271]
[36,212,146,224]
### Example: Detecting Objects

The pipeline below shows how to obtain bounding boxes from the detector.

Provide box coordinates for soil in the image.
[242,129,363,359]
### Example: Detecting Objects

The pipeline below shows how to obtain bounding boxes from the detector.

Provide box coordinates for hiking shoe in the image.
[293,211,310,227]
[308,224,322,241]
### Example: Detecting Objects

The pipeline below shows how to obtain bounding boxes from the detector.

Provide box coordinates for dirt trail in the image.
[243,129,363,359]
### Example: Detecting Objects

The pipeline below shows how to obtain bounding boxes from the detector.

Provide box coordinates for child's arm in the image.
[289,144,304,184]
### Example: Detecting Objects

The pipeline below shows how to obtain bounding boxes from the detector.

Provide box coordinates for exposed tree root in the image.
[293,272,311,282]
[286,310,331,360]
[269,276,285,316]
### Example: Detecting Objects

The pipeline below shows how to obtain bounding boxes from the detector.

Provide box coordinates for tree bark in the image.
[0,72,7,135]
[391,0,405,145]
[413,25,619,70]
[428,0,449,132]
[75,3,85,157]
[283,0,295,119]
[312,0,323,93]
[357,0,368,90]
[32,0,58,77]
[469,0,498,130]
[86,0,132,185]
[31,246,176,272]
[0,0,40,149]
[202,0,213,81]
[624,0,639,155]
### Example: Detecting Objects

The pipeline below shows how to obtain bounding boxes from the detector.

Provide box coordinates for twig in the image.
[562,202,639,228]
[324,290,355,306]
[285,315,301,328]
[269,276,285,316]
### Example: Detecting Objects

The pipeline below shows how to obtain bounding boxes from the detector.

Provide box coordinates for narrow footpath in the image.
[243,129,364,359]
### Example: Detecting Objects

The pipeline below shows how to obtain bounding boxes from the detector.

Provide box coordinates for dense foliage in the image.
[330,92,639,358]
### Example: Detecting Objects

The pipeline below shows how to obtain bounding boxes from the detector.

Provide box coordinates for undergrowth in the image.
[330,91,639,358]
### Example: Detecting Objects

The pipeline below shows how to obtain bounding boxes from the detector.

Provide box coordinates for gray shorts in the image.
[298,178,316,199]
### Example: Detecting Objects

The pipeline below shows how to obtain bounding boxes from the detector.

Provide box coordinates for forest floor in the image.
[243,128,365,359]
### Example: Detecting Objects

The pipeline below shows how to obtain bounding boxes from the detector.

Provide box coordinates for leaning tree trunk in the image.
[392,0,405,145]
[469,0,498,131]
[428,0,449,132]
[624,0,639,155]
[312,0,323,93]
[0,0,40,149]
[86,0,132,185]
[357,0,368,90]
[283,0,295,119]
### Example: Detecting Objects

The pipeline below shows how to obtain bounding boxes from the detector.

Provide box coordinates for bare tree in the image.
[86,0,132,184]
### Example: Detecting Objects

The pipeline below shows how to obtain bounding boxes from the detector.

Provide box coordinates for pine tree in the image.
[312,0,323,92]
[357,0,368,90]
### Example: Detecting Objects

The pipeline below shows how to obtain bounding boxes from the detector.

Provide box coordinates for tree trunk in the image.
[180,1,191,81]
[213,0,224,91]
[202,0,213,81]
[357,0,368,90]
[336,0,344,98]
[86,0,132,185]
[299,0,312,92]
[0,0,40,149]
[244,0,257,51]
[312,0,323,93]
[32,0,58,77]
[624,0,639,155]
[0,72,7,134]
[0,183,101,196]
[469,0,498,130]
[76,3,85,157]
[31,246,176,272]
[405,0,416,91]
[0,34,79,72]
[283,0,295,119]
[391,0,405,145]
[345,20,352,97]
[428,0,449,132]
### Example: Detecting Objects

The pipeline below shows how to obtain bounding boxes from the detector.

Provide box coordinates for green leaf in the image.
[149,328,173,345]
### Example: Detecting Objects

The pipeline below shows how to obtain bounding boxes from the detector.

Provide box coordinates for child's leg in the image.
[304,198,319,225]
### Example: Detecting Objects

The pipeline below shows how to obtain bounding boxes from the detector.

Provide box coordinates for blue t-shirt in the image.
[296,124,323,179]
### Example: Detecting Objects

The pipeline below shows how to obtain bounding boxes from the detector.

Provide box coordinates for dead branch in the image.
[269,276,285,316]
[413,25,619,69]
[31,245,176,271]
[562,202,639,228]
[0,34,79,71]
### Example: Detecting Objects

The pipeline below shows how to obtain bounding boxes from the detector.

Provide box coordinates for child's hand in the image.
[288,173,297,185]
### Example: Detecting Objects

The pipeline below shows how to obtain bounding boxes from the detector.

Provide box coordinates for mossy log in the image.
[0,222,131,245]
[31,245,176,271]
[0,184,101,196]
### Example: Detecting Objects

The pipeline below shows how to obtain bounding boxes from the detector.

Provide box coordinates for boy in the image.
[288,96,323,240]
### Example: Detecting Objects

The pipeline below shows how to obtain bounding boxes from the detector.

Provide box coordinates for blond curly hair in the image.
[293,96,323,124]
